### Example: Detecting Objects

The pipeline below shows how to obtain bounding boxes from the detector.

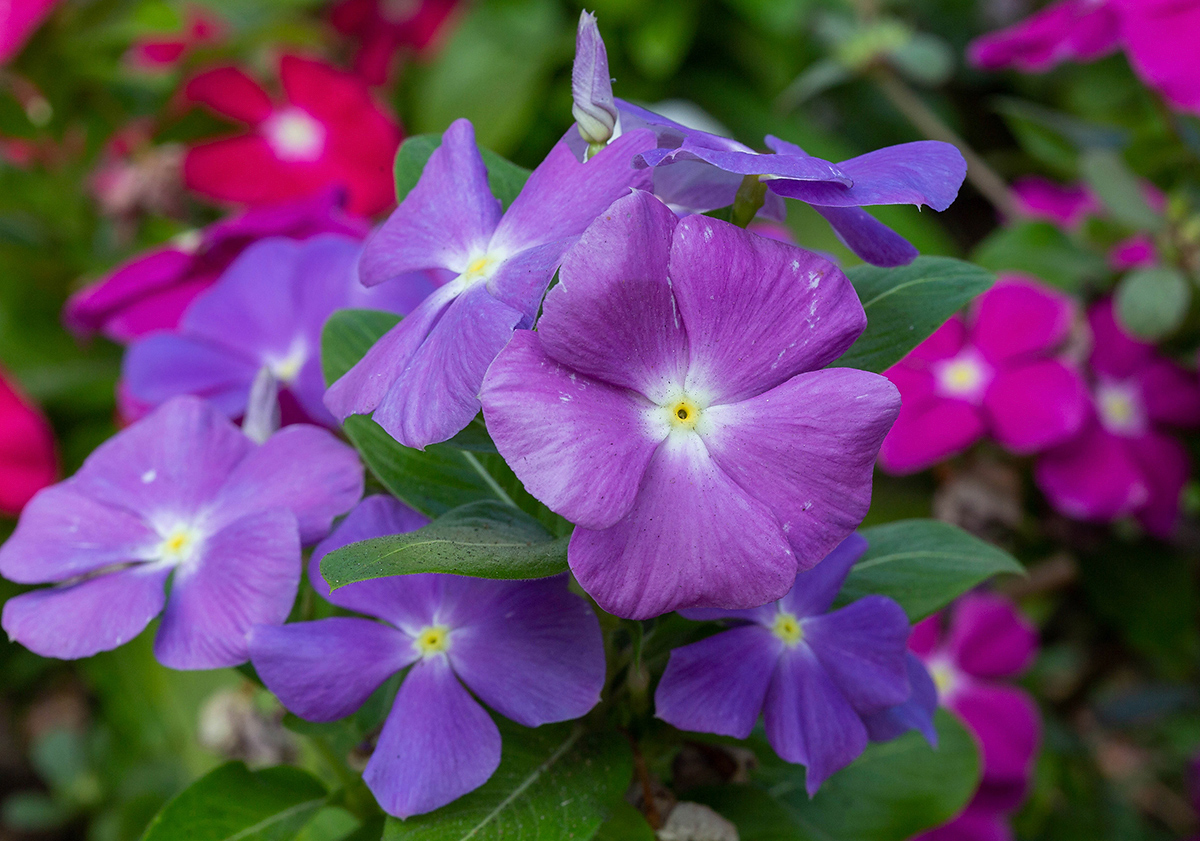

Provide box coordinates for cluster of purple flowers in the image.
[0,11,978,822]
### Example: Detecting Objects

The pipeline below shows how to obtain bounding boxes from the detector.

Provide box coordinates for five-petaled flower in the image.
[0,368,56,517]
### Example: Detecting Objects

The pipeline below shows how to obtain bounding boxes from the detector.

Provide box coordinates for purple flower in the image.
[250,495,605,818]
[479,191,900,619]
[654,535,913,795]
[325,117,655,449]
[122,234,429,427]
[0,396,363,669]
[616,100,966,266]
[571,11,618,148]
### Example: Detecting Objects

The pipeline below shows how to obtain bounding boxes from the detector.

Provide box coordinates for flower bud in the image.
[571,11,619,149]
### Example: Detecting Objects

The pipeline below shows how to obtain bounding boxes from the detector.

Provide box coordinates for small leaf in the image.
[842,519,1025,621]
[322,500,568,588]
[1115,267,1190,340]
[837,257,994,373]
[384,723,632,841]
[972,221,1109,291]
[141,762,326,841]
[1080,148,1163,232]
[321,310,402,387]
[593,800,656,841]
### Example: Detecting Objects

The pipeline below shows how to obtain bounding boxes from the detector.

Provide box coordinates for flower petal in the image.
[448,577,605,726]
[1137,360,1200,428]
[364,656,501,819]
[1128,431,1190,539]
[185,66,274,124]
[1034,422,1147,523]
[250,617,416,721]
[123,334,259,419]
[984,359,1090,454]
[1087,299,1154,380]
[948,593,1037,680]
[778,533,868,618]
[949,683,1040,805]
[810,205,919,267]
[669,216,866,402]
[878,397,985,475]
[154,510,301,669]
[970,277,1076,363]
[1,564,170,660]
[862,653,938,746]
[704,369,900,567]
[569,433,794,619]
[804,595,911,713]
[655,624,782,739]
[185,136,319,207]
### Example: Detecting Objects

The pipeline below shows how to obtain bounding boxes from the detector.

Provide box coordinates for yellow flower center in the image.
[667,398,701,430]
[414,625,451,657]
[158,526,199,564]
[772,612,804,647]
[929,660,958,700]
[1096,382,1143,435]
[464,255,497,281]
[936,354,989,400]
[267,341,308,385]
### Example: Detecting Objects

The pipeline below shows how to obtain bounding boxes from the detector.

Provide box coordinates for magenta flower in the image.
[65,189,367,342]
[325,117,655,450]
[0,0,58,63]
[1035,300,1200,537]
[1110,234,1158,271]
[126,8,223,70]
[183,56,402,216]
[1115,0,1200,115]
[122,234,429,426]
[879,276,1090,474]
[655,535,914,794]
[967,0,1121,73]
[910,593,1040,839]
[330,0,461,86]
[250,495,605,818]
[0,368,56,517]
[0,397,363,668]
[479,191,899,619]
[1011,176,1100,229]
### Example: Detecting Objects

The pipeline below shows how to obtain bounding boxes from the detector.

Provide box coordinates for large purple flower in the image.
[655,535,914,794]
[324,117,655,449]
[250,495,605,819]
[479,191,900,619]
[122,234,428,426]
[0,396,363,669]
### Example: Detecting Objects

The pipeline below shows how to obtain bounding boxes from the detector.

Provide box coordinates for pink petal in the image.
[1117,0,1200,115]
[1087,299,1154,380]
[878,397,986,475]
[984,359,1090,454]
[970,276,1076,363]
[1035,422,1147,522]
[185,66,274,124]
[947,593,1037,680]
[1127,431,1190,539]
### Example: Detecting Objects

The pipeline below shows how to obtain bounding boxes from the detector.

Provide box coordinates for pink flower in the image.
[183,55,402,216]
[879,276,1090,474]
[0,369,56,517]
[65,188,368,342]
[1109,234,1157,270]
[911,593,1041,840]
[127,7,223,70]
[967,0,1121,73]
[0,1,59,63]
[1036,300,1200,537]
[331,0,461,85]
[1116,0,1200,115]
[1011,177,1101,229]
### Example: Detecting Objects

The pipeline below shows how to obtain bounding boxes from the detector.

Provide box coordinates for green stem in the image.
[731,174,768,228]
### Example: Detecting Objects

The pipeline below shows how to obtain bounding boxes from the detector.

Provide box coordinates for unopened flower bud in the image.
[571,11,619,149]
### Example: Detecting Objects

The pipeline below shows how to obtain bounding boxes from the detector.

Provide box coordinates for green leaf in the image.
[695,711,978,841]
[837,257,994,373]
[141,762,326,841]
[393,135,531,209]
[842,519,1025,621]
[1080,148,1163,232]
[592,801,655,841]
[383,724,632,841]
[321,310,403,387]
[972,221,1110,291]
[322,500,567,588]
[1115,267,1190,340]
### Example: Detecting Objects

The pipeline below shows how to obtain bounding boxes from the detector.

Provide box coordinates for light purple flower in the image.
[571,11,618,148]
[479,191,900,619]
[250,495,605,819]
[122,234,429,428]
[325,117,656,449]
[616,100,966,266]
[0,396,363,669]
[655,535,913,795]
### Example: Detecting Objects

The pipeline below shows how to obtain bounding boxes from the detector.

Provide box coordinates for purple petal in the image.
[250,617,416,721]
[372,282,524,449]
[123,334,258,418]
[154,510,301,669]
[1,564,170,660]
[481,332,660,531]
[490,128,655,254]
[803,595,911,713]
[308,495,429,613]
[703,370,900,567]
[1087,299,1155,380]
[862,652,938,745]
[0,485,159,584]
[537,190,689,402]
[669,216,865,402]
[656,141,849,183]
[448,576,605,726]
[809,205,919,267]
[571,12,618,144]
[359,119,501,287]
[365,656,501,819]
[1137,360,1200,428]
[778,533,869,618]
[485,240,571,325]
[1129,431,1190,539]
[948,593,1037,681]
[655,624,782,738]
[763,646,868,796]
[649,160,743,215]
[209,424,363,543]
[569,434,795,619]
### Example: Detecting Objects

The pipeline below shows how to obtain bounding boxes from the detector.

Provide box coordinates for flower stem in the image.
[731,174,767,228]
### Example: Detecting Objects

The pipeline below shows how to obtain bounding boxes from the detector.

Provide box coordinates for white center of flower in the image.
[413,625,451,658]
[266,340,308,385]
[380,0,421,23]
[156,524,203,566]
[1095,381,1145,436]
[460,253,501,285]
[927,656,960,703]
[264,108,326,162]
[933,350,993,403]
[772,611,804,647]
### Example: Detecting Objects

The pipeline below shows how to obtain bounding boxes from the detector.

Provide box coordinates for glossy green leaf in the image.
[972,221,1110,291]
[1115,267,1190,340]
[842,519,1025,621]
[837,257,994,373]
[141,762,326,841]
[322,500,568,588]
[393,135,532,209]
[592,801,656,841]
[383,724,631,841]
[321,310,403,387]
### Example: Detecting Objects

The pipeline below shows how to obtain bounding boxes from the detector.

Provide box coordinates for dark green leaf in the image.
[593,800,655,841]
[140,762,326,841]
[1115,267,1190,340]
[322,500,568,588]
[393,135,531,209]
[321,310,403,387]
[972,221,1110,291]
[837,257,994,373]
[383,724,631,840]
[842,520,1025,621]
